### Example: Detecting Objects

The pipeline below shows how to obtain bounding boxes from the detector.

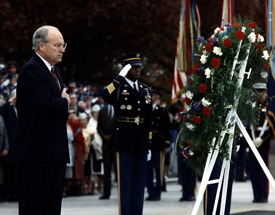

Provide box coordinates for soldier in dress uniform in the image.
[102,52,152,215]
[145,87,170,201]
[249,82,272,203]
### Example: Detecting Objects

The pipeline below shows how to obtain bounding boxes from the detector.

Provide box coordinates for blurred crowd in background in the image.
[0,60,267,204]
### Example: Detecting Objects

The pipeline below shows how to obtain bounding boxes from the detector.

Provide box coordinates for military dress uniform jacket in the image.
[249,102,273,151]
[151,105,170,152]
[102,75,152,156]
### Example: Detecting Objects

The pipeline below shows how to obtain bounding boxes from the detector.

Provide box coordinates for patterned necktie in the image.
[51,67,61,93]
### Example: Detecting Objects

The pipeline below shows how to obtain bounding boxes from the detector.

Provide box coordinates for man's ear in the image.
[38,42,46,51]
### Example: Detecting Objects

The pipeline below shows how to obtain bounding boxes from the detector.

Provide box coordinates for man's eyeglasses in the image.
[69,112,76,115]
[44,42,67,50]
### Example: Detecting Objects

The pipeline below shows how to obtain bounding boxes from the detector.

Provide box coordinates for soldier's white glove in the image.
[147,149,152,161]
[119,64,132,77]
[253,137,263,148]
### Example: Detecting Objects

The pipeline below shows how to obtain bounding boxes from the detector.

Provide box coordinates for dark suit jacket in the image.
[16,54,69,163]
[102,75,152,156]
[0,115,9,158]
[97,105,117,151]
[0,102,17,162]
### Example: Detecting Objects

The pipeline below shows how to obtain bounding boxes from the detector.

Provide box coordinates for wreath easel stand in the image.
[191,36,275,215]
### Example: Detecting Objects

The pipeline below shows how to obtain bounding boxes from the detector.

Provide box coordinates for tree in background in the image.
[0,0,266,104]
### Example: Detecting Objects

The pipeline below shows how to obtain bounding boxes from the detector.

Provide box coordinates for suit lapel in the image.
[33,55,61,95]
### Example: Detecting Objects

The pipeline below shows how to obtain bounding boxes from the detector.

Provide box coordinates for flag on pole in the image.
[171,0,200,104]
[221,0,234,26]
[266,0,275,136]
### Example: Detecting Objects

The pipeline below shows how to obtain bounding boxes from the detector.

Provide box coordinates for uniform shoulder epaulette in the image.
[140,83,149,88]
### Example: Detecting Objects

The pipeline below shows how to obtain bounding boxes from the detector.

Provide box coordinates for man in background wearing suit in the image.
[97,103,117,200]
[16,26,70,215]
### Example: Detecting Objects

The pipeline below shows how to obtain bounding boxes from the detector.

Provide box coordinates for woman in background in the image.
[88,105,103,194]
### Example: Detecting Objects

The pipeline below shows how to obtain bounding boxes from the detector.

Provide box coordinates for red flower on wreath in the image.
[186,139,195,147]
[211,58,220,67]
[263,63,269,72]
[188,78,193,86]
[205,40,213,52]
[199,84,207,93]
[206,43,213,52]
[184,97,192,105]
[202,107,211,116]
[235,30,245,41]
[193,61,199,75]
[193,115,202,124]
[220,27,224,31]
[183,115,188,122]
[247,23,257,29]
[255,45,262,52]
[232,23,242,29]
[223,39,232,48]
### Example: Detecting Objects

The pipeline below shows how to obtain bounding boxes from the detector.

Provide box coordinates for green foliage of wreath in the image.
[177,16,269,173]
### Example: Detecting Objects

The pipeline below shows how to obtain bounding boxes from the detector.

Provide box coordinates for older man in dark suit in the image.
[16,26,70,215]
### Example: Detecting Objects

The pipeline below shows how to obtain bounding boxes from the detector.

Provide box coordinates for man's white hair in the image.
[32,25,59,50]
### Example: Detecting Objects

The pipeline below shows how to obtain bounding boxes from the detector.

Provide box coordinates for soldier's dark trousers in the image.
[178,156,196,198]
[249,150,269,200]
[203,155,235,215]
[116,152,147,215]
[146,151,162,197]
[235,139,247,181]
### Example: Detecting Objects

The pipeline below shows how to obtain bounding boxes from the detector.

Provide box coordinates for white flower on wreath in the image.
[204,68,211,78]
[241,27,246,33]
[201,97,211,107]
[200,55,208,64]
[213,47,223,56]
[186,91,194,99]
[257,34,264,43]
[261,71,268,79]
[262,50,270,60]
[185,123,195,131]
[248,32,256,43]
[214,27,220,34]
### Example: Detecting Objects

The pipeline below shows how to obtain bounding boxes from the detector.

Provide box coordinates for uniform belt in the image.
[118,116,144,125]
